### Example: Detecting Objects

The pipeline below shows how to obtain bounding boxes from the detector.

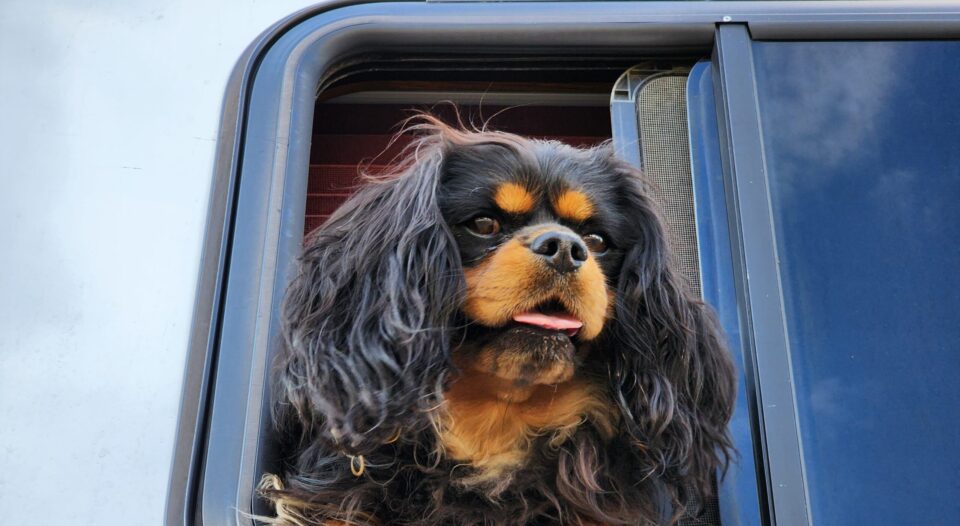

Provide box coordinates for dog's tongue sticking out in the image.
[513,311,582,337]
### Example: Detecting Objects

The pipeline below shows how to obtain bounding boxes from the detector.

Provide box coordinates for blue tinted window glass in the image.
[752,41,960,525]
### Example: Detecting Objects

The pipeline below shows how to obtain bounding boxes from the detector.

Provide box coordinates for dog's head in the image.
[442,132,617,388]
[276,114,735,510]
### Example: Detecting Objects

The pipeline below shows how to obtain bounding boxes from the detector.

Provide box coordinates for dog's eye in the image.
[466,216,501,237]
[583,233,608,254]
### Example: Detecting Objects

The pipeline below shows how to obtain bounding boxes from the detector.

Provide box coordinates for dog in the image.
[260,114,736,526]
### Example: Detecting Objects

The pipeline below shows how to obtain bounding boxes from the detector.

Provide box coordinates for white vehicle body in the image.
[0,1,313,523]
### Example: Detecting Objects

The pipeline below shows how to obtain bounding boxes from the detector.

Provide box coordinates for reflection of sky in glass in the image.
[753,42,960,525]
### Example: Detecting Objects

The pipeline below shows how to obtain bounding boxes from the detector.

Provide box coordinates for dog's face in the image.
[439,141,631,387]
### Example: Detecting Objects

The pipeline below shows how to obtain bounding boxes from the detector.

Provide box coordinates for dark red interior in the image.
[306,103,612,234]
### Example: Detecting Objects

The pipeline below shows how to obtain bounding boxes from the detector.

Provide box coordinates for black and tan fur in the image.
[261,115,736,525]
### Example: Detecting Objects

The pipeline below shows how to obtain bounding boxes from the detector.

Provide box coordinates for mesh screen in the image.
[637,75,701,296]
[678,480,723,526]
[637,74,721,526]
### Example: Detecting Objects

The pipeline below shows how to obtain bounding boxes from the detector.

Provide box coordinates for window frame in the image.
[711,25,810,526]
[166,2,960,525]
[686,59,766,526]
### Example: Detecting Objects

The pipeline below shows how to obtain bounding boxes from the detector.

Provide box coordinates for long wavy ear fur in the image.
[602,152,736,514]
[274,117,464,457]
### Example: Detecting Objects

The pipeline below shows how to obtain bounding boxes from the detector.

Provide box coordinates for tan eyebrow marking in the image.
[553,190,594,222]
[494,182,536,214]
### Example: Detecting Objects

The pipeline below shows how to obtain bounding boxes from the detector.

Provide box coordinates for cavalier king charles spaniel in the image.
[261,114,736,526]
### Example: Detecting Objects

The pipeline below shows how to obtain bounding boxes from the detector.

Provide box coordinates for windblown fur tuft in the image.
[274,115,465,457]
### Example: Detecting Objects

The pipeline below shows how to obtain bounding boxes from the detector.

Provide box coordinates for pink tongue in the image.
[513,311,583,331]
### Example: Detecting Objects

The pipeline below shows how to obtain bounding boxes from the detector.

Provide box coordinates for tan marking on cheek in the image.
[463,239,547,326]
[570,257,610,340]
[605,288,617,321]
[553,190,594,222]
[494,182,536,215]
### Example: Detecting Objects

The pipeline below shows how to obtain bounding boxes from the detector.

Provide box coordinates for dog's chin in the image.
[490,324,577,361]
[462,323,581,389]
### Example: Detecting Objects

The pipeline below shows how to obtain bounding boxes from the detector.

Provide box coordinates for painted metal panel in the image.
[0,1,320,524]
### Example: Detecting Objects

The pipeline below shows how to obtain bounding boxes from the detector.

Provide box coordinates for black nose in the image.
[529,230,588,274]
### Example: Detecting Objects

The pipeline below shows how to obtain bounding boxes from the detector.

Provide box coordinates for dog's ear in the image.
[602,153,736,504]
[275,123,462,456]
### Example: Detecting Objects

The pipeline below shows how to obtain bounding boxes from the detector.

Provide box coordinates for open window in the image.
[284,58,731,525]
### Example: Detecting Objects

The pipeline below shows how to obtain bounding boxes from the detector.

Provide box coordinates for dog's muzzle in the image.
[462,223,610,342]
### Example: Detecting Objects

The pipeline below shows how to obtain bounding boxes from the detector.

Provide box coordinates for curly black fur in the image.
[263,115,736,526]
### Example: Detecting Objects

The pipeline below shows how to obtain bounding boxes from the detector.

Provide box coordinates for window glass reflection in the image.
[753,41,960,525]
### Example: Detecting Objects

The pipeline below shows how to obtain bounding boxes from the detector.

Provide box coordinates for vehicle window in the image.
[752,41,960,525]
[295,82,726,526]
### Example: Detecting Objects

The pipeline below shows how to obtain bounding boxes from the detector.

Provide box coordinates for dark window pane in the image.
[753,41,960,525]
